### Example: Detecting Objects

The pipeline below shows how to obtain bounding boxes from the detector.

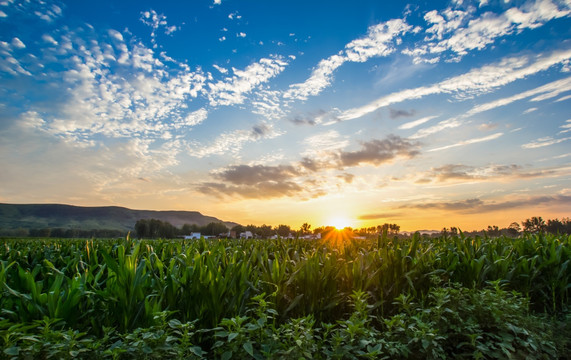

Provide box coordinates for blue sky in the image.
[1,0,570,230]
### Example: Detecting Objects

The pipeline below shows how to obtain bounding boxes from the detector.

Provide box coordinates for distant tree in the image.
[231,225,246,234]
[546,218,565,234]
[507,222,521,237]
[440,227,449,237]
[522,216,546,233]
[204,222,228,236]
[487,225,500,237]
[276,224,291,237]
[389,224,400,234]
[181,223,200,235]
[300,223,311,235]
[258,224,273,238]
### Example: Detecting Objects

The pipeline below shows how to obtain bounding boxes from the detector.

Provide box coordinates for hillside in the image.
[0,203,238,231]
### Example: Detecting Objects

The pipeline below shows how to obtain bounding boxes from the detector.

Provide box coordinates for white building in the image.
[240,231,253,239]
[184,232,201,239]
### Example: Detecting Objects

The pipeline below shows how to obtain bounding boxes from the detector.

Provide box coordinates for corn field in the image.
[1,232,570,359]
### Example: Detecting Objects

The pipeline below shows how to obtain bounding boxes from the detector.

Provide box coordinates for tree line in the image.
[1,216,568,239]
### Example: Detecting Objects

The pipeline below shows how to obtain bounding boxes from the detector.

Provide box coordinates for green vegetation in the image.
[1,232,570,359]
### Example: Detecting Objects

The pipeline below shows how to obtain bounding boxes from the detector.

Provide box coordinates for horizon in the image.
[1,0,570,232]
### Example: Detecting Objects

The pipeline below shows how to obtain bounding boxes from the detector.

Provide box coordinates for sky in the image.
[0,0,570,231]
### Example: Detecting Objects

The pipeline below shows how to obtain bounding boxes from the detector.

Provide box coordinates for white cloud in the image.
[420,0,570,61]
[344,19,411,62]
[140,9,180,46]
[301,130,350,158]
[465,76,571,116]
[11,37,25,49]
[179,108,208,127]
[522,136,571,148]
[410,117,464,139]
[284,19,410,101]
[0,10,7,18]
[339,49,571,121]
[189,123,283,158]
[42,34,58,45]
[523,107,538,114]
[558,119,571,134]
[424,8,471,41]
[207,56,289,106]
[19,27,208,147]
[219,36,226,42]
[284,54,345,101]
[428,132,504,152]
[398,115,438,130]
[213,0,221,5]
[237,32,246,38]
[213,64,228,74]
[251,90,285,120]
[108,29,124,42]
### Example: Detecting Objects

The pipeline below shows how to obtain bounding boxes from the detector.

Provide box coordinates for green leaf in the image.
[4,347,20,356]
[243,341,254,356]
[221,350,233,360]
[228,332,238,342]
[189,346,204,356]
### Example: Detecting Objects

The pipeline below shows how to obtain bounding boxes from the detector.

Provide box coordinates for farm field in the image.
[1,233,570,359]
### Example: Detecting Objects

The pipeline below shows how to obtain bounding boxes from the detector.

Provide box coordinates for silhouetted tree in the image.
[523,216,546,233]
[300,222,311,235]
[258,224,273,238]
[276,224,291,237]
[507,222,521,237]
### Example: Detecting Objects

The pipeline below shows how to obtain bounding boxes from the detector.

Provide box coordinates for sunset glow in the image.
[0,0,570,231]
[327,217,353,230]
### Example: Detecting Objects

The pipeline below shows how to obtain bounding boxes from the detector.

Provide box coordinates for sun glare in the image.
[328,217,352,230]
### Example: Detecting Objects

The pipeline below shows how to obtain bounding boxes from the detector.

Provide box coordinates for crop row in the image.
[1,233,569,332]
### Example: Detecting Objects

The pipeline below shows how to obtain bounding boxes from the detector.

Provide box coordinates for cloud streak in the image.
[340,49,571,122]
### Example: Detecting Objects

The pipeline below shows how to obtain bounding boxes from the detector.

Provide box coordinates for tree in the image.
[204,222,228,236]
[507,222,521,237]
[276,224,291,237]
[522,216,546,233]
[546,218,565,234]
[388,224,400,234]
[300,223,311,235]
[258,224,273,238]
[231,225,246,234]
[486,225,500,237]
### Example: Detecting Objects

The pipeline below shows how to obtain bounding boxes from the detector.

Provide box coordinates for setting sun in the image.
[327,217,353,230]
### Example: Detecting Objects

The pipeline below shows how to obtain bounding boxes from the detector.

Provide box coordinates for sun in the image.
[327,216,352,230]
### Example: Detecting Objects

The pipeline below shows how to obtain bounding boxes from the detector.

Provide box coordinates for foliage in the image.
[0,232,570,358]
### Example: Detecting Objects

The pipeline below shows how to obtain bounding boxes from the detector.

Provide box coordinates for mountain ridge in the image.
[0,203,239,231]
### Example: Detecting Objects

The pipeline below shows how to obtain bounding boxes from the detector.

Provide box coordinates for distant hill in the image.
[0,203,239,231]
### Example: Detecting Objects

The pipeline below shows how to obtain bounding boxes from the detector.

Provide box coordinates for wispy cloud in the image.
[188,123,283,158]
[339,49,571,122]
[522,135,571,148]
[466,76,571,117]
[414,163,567,184]
[428,132,503,152]
[400,194,571,214]
[284,19,410,101]
[398,115,438,130]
